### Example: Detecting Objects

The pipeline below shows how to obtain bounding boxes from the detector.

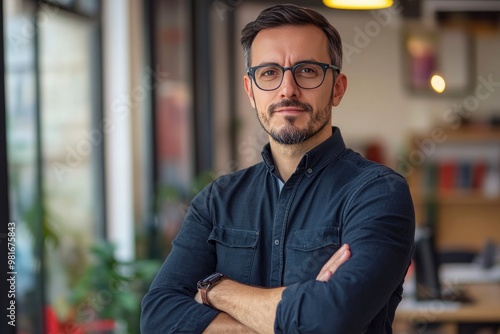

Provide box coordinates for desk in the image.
[394,283,500,334]
[440,263,500,285]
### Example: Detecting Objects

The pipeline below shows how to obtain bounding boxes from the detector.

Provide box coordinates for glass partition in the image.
[38,4,103,326]
[151,0,195,258]
[4,0,103,331]
[4,0,42,332]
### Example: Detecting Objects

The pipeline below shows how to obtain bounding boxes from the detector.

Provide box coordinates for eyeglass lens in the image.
[254,63,326,90]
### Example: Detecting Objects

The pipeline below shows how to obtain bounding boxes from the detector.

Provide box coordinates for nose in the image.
[279,69,300,98]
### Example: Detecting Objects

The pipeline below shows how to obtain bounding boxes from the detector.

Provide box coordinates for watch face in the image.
[197,272,224,289]
[197,281,209,289]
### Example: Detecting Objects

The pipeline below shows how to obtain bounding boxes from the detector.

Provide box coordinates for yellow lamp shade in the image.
[323,0,393,10]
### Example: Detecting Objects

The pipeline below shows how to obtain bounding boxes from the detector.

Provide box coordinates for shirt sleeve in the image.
[275,171,415,334]
[140,183,220,333]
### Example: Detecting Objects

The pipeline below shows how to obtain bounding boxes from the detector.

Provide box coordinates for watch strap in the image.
[198,273,226,310]
[200,287,216,309]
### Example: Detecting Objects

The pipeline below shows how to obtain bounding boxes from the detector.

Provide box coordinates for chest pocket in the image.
[208,226,259,284]
[284,226,341,285]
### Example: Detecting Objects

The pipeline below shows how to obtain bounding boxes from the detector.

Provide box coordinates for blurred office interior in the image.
[1,0,500,333]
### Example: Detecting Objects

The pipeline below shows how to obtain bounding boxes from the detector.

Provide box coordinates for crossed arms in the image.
[195,244,351,334]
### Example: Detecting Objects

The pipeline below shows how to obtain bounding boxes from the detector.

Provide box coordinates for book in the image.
[438,160,457,194]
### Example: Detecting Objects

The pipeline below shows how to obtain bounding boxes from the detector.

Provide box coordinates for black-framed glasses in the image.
[247,61,340,91]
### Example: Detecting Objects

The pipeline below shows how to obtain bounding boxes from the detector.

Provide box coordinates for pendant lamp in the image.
[323,0,393,10]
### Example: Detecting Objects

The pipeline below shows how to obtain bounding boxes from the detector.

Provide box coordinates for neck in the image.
[270,127,332,182]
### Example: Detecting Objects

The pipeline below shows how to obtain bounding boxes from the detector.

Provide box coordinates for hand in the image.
[194,291,202,304]
[316,243,351,282]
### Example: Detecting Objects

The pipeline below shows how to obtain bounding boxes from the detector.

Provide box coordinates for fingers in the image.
[316,244,351,282]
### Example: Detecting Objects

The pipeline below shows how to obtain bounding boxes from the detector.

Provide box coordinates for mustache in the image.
[268,99,313,114]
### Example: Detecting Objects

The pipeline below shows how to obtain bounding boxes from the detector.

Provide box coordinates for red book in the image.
[472,160,486,191]
[438,160,457,194]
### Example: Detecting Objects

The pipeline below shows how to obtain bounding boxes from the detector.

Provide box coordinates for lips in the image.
[274,108,305,113]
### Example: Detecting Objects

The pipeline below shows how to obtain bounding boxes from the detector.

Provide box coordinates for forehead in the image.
[250,24,329,66]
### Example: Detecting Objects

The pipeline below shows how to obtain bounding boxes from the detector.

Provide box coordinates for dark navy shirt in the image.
[141,127,415,334]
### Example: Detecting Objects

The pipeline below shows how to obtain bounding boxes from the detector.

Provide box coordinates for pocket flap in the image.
[287,226,340,251]
[208,226,259,248]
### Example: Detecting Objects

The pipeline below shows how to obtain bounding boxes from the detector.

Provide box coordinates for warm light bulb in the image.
[431,75,446,93]
[323,0,393,10]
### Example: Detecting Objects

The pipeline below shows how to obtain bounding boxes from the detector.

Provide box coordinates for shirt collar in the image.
[261,126,347,177]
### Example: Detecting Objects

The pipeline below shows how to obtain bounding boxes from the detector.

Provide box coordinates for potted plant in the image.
[68,241,161,333]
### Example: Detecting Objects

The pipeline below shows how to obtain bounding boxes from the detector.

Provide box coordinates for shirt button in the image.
[274,239,280,246]
[307,168,313,174]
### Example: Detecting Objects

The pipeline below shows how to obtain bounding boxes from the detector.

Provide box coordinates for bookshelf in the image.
[406,127,500,253]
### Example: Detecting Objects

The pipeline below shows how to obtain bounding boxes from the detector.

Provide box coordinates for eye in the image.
[299,67,315,73]
[256,66,282,81]
[263,69,277,76]
[296,64,320,77]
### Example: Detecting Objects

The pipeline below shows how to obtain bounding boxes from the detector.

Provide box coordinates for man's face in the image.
[244,24,347,145]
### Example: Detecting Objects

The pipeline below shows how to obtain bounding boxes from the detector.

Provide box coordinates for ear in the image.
[332,73,347,107]
[244,75,256,109]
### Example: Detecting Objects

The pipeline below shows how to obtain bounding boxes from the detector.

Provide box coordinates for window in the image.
[3,0,103,331]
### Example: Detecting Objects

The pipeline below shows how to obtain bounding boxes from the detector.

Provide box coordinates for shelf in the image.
[410,190,500,205]
[407,127,500,251]
[444,127,500,141]
[411,126,500,143]
[437,193,500,206]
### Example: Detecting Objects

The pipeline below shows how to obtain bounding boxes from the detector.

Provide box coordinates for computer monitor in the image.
[413,227,442,300]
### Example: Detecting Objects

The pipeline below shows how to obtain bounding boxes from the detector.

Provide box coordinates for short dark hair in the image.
[241,4,342,71]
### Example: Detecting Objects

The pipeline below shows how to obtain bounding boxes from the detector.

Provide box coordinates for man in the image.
[141,4,415,334]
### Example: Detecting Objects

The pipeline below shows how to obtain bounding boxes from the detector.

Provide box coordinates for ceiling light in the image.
[323,0,394,10]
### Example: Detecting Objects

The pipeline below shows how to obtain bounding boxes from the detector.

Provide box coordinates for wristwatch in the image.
[197,272,226,309]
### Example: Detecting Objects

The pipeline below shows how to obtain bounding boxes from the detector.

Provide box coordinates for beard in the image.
[258,98,333,145]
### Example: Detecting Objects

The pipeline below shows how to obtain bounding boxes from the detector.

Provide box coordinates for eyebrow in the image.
[253,59,322,67]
